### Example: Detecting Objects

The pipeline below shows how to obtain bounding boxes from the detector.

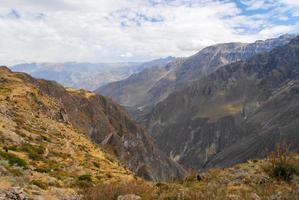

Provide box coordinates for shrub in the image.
[19,143,45,154]
[34,167,51,173]
[0,150,27,167]
[93,161,100,168]
[75,174,93,188]
[31,180,48,190]
[18,143,45,161]
[79,174,92,182]
[264,142,299,181]
[28,152,44,161]
[184,170,198,184]
[5,145,17,151]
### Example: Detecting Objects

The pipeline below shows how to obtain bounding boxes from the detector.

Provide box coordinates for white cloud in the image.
[0,0,298,65]
[121,52,133,58]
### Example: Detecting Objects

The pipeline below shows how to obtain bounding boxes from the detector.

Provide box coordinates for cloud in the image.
[121,52,133,58]
[0,0,298,65]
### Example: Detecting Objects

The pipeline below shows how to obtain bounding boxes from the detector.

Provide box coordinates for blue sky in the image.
[0,0,298,65]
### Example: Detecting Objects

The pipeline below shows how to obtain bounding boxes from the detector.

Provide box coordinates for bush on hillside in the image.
[0,150,27,167]
[264,142,299,181]
[79,174,92,182]
[19,143,45,161]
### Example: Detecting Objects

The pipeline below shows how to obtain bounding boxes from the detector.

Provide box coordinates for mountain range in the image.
[98,34,295,120]
[97,34,299,171]
[1,35,299,199]
[10,57,175,91]
[145,35,299,170]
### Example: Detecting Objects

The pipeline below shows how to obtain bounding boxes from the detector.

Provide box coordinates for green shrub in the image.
[93,161,100,168]
[270,163,298,181]
[34,167,51,173]
[19,143,45,154]
[4,145,18,151]
[75,174,93,188]
[79,174,92,182]
[28,152,43,161]
[31,180,48,190]
[18,143,45,161]
[264,143,299,181]
[0,150,27,167]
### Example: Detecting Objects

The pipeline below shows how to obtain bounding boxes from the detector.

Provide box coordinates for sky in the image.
[0,0,298,65]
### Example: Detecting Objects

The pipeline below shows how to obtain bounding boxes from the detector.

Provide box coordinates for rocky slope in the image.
[11,57,175,91]
[145,36,299,170]
[98,35,295,120]
[0,66,184,185]
[0,66,134,199]
[97,59,185,117]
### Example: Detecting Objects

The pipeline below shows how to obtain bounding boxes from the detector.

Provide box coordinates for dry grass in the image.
[264,142,299,181]
[83,180,154,200]
[0,68,134,199]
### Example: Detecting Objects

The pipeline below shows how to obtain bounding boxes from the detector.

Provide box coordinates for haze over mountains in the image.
[11,57,175,91]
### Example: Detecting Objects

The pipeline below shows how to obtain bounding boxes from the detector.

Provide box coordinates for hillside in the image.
[145,36,299,170]
[98,35,295,120]
[84,150,299,200]
[0,67,134,199]
[0,66,184,186]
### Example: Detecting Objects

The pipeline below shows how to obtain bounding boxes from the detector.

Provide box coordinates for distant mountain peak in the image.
[10,57,175,91]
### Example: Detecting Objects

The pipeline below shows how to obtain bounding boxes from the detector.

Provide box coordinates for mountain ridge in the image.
[98,34,296,121]
[0,66,184,183]
[11,57,175,91]
[145,35,299,170]
[0,66,135,199]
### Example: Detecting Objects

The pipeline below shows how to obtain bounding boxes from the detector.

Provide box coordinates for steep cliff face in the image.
[0,67,184,182]
[98,35,295,120]
[145,36,299,170]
